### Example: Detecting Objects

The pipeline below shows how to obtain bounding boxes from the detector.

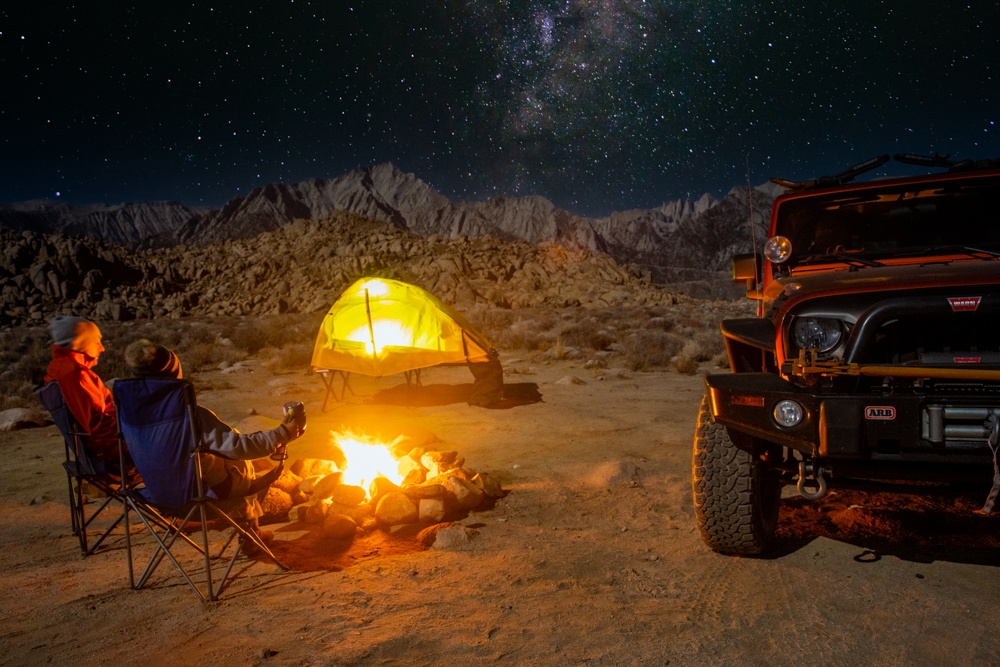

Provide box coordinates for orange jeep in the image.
[693,154,1000,554]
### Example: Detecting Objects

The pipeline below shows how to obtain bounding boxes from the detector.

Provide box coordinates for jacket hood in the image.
[51,344,99,370]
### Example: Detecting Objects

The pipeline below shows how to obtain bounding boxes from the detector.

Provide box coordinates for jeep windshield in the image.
[774,173,1000,268]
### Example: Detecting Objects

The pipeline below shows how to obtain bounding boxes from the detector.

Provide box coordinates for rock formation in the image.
[1,211,686,327]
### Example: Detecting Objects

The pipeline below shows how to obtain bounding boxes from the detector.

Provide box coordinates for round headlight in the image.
[793,317,843,352]
[774,400,804,428]
[764,235,792,264]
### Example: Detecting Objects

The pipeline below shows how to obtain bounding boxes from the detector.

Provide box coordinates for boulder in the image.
[329,484,366,507]
[321,513,358,540]
[305,500,328,524]
[374,491,418,526]
[298,475,323,495]
[368,477,401,504]
[429,524,480,550]
[312,472,345,500]
[418,498,446,523]
[396,454,425,478]
[420,450,457,469]
[415,522,458,547]
[0,408,52,431]
[472,472,504,498]
[291,458,338,479]
[288,503,311,523]
[272,470,303,495]
[259,488,293,524]
[443,475,485,509]
[328,500,373,522]
[401,468,427,487]
[402,483,447,500]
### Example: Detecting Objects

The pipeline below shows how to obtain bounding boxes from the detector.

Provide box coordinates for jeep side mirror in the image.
[732,253,763,300]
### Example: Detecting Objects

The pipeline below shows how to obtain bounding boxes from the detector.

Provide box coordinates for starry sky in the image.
[1,1,997,216]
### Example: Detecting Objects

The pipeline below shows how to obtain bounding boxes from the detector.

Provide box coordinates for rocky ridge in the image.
[3,164,783,294]
[0,211,688,327]
[0,200,207,248]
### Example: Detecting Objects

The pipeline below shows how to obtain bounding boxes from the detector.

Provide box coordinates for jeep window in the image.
[774,174,1000,267]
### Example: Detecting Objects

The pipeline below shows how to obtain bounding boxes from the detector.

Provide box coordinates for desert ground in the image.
[2,350,1000,667]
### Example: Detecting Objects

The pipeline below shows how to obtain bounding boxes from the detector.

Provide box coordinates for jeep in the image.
[693,153,1000,554]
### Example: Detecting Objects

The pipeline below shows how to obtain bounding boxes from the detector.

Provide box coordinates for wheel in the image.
[692,393,781,555]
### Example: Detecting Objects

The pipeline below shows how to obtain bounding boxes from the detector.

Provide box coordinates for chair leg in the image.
[124,497,134,589]
[198,503,215,602]
[213,535,246,600]
[66,473,80,537]
[207,503,288,571]
[132,506,207,602]
[76,479,89,556]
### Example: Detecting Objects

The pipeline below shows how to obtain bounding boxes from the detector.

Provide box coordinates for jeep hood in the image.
[764,260,1000,311]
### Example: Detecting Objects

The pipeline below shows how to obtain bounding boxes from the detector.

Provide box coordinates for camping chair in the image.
[112,377,287,602]
[33,382,125,557]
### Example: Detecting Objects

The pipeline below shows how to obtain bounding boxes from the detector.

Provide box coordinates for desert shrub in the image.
[466,306,520,333]
[621,330,681,371]
[557,318,615,351]
[673,355,699,375]
[260,343,314,373]
[672,330,726,375]
[0,329,51,409]
[223,313,320,354]
[183,342,248,371]
[643,316,676,332]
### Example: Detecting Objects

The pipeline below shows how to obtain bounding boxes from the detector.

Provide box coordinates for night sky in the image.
[2,1,997,216]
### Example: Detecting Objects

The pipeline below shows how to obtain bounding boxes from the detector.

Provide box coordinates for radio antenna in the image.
[746,155,757,274]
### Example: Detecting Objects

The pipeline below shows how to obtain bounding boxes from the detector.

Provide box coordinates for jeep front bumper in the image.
[705,372,995,465]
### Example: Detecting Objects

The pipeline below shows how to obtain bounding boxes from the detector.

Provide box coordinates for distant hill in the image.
[2,163,783,296]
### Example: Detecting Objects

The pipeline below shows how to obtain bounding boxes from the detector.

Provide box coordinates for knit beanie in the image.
[49,316,102,352]
[124,339,183,379]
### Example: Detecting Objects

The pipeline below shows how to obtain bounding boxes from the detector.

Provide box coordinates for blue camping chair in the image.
[34,382,126,556]
[112,377,287,602]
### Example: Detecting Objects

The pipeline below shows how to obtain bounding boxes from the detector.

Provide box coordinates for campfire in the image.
[260,430,504,540]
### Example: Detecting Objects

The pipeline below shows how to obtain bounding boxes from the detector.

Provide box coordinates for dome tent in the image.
[311,278,503,406]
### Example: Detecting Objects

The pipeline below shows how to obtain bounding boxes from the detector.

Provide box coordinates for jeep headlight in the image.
[792,317,843,352]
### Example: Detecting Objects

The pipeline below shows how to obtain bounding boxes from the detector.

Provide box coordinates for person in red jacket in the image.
[43,316,126,464]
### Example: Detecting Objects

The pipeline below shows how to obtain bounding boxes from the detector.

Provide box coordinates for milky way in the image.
[1,1,997,215]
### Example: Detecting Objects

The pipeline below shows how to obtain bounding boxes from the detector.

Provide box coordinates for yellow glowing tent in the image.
[311,278,495,379]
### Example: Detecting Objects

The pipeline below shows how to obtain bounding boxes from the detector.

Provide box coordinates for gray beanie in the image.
[49,316,102,352]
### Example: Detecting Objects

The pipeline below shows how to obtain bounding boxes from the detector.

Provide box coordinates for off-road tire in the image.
[692,394,780,555]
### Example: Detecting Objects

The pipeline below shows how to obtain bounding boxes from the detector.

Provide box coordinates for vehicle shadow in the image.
[766,482,1000,566]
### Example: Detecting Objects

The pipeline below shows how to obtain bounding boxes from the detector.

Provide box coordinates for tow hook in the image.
[797,460,829,500]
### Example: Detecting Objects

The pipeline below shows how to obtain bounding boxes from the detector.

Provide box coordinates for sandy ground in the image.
[2,354,1000,667]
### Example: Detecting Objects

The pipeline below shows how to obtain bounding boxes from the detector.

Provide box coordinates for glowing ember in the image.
[331,430,405,493]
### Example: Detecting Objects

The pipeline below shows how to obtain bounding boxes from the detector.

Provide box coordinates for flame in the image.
[332,430,405,493]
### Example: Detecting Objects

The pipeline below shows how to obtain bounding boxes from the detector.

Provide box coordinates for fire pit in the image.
[261,430,504,541]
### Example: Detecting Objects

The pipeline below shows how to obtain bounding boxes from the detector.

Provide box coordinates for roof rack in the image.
[894,152,1000,172]
[770,155,890,190]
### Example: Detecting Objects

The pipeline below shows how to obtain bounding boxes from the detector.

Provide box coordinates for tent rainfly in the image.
[311,278,496,379]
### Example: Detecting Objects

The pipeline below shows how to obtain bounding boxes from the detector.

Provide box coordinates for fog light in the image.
[774,400,804,427]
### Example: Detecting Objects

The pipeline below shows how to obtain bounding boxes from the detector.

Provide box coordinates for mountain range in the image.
[0,163,783,294]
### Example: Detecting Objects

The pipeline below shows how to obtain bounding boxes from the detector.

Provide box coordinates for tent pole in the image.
[364,288,377,374]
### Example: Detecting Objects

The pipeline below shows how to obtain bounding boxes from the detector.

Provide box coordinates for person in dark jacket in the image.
[43,316,126,463]
[124,338,305,519]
